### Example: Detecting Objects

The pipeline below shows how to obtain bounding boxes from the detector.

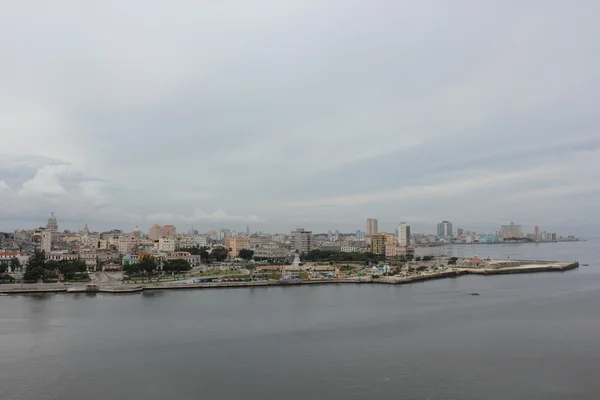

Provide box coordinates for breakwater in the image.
[0,261,578,295]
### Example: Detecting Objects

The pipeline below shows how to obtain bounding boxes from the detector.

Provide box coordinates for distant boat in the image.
[582,264,589,266]
[0,293,8,296]
[470,292,480,296]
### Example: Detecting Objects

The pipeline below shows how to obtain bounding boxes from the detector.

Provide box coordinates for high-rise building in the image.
[291,228,313,255]
[370,233,387,255]
[457,228,464,237]
[218,229,232,241]
[437,221,453,237]
[366,218,378,236]
[41,230,52,254]
[398,222,411,247]
[501,222,522,239]
[534,225,540,242]
[355,230,366,240]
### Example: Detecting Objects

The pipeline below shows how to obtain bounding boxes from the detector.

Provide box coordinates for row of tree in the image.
[22,250,88,282]
[123,255,192,276]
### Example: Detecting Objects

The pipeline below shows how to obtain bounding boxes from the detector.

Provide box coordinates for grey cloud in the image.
[1,0,599,235]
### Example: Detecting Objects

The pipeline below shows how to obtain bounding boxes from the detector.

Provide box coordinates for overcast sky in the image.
[1,1,599,236]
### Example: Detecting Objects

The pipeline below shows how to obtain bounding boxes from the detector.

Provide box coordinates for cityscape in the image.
[0,213,581,275]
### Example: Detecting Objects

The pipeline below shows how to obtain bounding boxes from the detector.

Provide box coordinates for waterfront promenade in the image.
[0,260,579,295]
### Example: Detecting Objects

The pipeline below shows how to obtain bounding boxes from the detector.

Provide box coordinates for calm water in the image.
[1,241,599,400]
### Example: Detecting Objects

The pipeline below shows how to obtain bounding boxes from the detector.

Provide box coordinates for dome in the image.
[46,213,58,231]
[132,226,141,238]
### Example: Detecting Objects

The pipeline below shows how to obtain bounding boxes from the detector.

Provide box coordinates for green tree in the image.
[23,250,46,282]
[163,259,191,274]
[238,249,254,261]
[123,261,140,276]
[210,247,228,262]
[10,257,21,272]
[0,263,7,274]
[448,257,458,265]
[138,256,158,275]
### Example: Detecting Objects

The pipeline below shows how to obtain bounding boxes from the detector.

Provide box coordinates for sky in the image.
[1,0,599,236]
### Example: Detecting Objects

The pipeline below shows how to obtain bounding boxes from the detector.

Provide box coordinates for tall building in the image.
[291,228,313,255]
[398,222,411,247]
[355,230,366,240]
[371,233,389,254]
[501,222,522,239]
[41,230,52,254]
[437,221,453,237]
[366,218,378,236]
[534,225,540,242]
[148,225,176,240]
[219,229,232,241]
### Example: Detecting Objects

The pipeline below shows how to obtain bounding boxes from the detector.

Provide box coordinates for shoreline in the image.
[0,261,579,295]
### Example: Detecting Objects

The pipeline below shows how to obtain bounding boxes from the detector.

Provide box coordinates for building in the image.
[370,233,387,255]
[534,225,540,242]
[437,221,453,237]
[132,226,141,238]
[46,213,58,232]
[366,218,378,236]
[41,230,52,253]
[501,222,522,239]
[385,244,398,258]
[291,228,313,255]
[158,237,176,253]
[164,252,201,267]
[219,229,232,241]
[225,236,250,258]
[79,247,98,272]
[148,224,176,240]
[176,235,199,249]
[355,230,366,240]
[398,222,411,247]
[117,236,140,255]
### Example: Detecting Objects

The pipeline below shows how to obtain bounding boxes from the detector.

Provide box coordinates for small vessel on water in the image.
[0,293,8,296]
[470,292,480,296]
[582,264,589,266]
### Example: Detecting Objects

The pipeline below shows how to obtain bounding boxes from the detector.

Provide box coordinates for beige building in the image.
[370,233,387,255]
[366,218,378,236]
[148,224,176,240]
[158,237,176,253]
[225,236,250,258]
[117,236,140,255]
[291,228,313,255]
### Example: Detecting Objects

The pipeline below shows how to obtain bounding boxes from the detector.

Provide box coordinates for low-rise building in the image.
[164,251,201,267]
[158,237,176,253]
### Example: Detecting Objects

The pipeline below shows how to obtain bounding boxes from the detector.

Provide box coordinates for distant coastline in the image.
[417,240,585,248]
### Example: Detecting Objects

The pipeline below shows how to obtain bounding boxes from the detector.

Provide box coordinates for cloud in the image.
[146,209,261,225]
[0,1,599,235]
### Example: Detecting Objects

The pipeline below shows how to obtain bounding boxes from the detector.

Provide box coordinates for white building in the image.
[176,235,199,249]
[41,230,52,253]
[197,235,208,247]
[291,228,313,255]
[158,237,176,253]
[117,236,139,255]
[398,222,411,247]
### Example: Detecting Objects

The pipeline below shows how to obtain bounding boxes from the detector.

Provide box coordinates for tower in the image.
[366,218,378,236]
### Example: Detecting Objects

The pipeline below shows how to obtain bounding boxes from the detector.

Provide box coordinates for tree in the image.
[123,261,140,276]
[138,255,158,275]
[163,259,191,274]
[23,250,46,282]
[448,257,458,265]
[210,247,228,262]
[238,249,254,261]
[10,257,21,272]
[0,263,7,274]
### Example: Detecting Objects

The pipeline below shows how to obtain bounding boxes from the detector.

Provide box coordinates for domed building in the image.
[132,226,141,238]
[46,213,58,232]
